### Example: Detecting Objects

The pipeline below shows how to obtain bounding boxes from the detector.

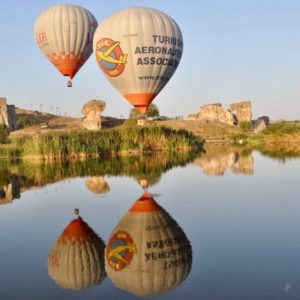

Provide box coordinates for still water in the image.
[0,145,299,300]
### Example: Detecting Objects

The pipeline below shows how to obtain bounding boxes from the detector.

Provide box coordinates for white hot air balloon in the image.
[105,192,192,296]
[48,212,106,290]
[34,4,98,87]
[93,7,183,113]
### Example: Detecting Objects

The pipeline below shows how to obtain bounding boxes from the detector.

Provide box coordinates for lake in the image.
[0,144,299,300]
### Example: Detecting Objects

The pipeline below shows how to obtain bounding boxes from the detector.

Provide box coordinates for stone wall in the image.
[0,97,17,130]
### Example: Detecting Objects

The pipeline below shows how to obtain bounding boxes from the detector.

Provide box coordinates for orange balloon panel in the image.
[47,52,89,79]
[124,93,157,113]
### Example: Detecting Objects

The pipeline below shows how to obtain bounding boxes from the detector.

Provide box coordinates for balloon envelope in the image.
[93,7,183,113]
[105,192,192,296]
[35,4,97,80]
[48,216,105,290]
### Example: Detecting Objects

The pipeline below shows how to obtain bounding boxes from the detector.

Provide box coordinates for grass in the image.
[229,122,300,145]
[262,121,300,135]
[1,126,203,160]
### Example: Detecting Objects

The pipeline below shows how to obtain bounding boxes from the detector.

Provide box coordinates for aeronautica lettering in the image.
[135,46,182,58]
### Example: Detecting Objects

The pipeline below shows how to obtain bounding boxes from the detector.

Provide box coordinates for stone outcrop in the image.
[229,101,252,123]
[187,101,254,126]
[81,100,106,130]
[253,116,270,133]
[0,97,17,130]
[192,103,236,125]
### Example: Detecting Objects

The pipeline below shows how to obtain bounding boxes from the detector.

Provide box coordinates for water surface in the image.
[0,145,299,300]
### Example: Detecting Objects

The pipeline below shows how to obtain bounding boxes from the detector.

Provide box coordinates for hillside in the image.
[11,108,124,137]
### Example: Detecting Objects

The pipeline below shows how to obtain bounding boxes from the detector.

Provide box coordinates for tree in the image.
[129,104,159,119]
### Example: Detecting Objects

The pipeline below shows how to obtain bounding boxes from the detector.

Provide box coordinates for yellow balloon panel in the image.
[93,7,183,112]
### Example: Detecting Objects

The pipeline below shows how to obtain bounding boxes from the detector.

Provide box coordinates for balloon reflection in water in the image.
[106,192,192,296]
[48,211,105,290]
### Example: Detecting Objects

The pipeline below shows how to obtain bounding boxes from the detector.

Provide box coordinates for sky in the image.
[0,0,300,120]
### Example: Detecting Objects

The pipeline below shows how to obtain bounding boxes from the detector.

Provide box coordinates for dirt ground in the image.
[11,108,242,141]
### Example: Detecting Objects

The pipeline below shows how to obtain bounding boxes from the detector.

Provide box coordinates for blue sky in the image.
[0,0,300,119]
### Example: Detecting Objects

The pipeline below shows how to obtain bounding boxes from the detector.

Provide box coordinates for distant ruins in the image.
[0,97,17,130]
[188,101,252,126]
[187,100,269,132]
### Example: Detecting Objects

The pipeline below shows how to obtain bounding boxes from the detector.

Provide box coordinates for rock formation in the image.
[191,103,236,125]
[229,101,252,123]
[81,100,106,130]
[253,116,270,133]
[0,97,17,130]
[187,101,254,127]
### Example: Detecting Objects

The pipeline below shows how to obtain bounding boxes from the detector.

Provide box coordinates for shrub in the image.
[0,124,10,144]
[230,133,249,144]
[129,104,160,119]
[239,121,252,131]
[16,116,34,129]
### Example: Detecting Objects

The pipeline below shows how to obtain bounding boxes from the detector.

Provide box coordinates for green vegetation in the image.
[262,121,300,135]
[1,126,203,159]
[229,133,251,144]
[129,103,159,119]
[0,150,199,190]
[229,122,300,145]
[239,120,252,131]
[16,116,34,129]
[0,125,10,144]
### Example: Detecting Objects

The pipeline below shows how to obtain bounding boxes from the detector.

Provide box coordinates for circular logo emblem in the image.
[107,231,137,271]
[96,38,128,77]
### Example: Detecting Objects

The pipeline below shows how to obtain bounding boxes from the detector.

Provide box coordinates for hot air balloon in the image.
[48,210,106,290]
[93,7,183,113]
[34,4,98,87]
[105,192,192,296]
